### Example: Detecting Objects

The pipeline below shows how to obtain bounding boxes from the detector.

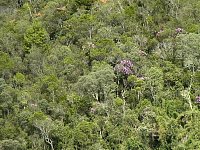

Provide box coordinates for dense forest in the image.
[0,0,200,149]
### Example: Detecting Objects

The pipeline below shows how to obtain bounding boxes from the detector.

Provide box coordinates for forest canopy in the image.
[0,0,200,149]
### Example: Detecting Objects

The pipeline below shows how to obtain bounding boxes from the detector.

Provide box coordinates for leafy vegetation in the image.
[0,0,200,149]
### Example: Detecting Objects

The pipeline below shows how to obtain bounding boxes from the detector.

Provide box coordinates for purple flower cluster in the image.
[156,29,164,37]
[196,96,200,103]
[175,28,183,33]
[115,60,133,75]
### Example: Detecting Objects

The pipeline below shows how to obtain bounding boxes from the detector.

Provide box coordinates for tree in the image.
[176,33,200,69]
[24,21,49,53]
[0,139,26,150]
[0,52,14,76]
[145,67,164,105]
[76,62,116,102]
[73,120,100,149]
[172,110,200,149]
[30,112,55,150]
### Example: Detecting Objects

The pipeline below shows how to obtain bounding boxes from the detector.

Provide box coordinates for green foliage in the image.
[13,73,26,87]
[73,120,99,149]
[0,0,200,149]
[114,97,123,107]
[176,33,200,68]
[0,139,26,150]
[0,52,14,72]
[76,62,116,101]
[124,137,145,150]
[24,21,49,53]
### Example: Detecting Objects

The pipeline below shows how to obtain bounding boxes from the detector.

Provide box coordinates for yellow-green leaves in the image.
[0,52,14,72]
[24,21,49,53]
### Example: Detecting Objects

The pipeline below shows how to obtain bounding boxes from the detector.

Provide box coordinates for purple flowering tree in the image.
[114,60,134,100]
[175,28,183,33]
[196,96,200,103]
[114,60,133,75]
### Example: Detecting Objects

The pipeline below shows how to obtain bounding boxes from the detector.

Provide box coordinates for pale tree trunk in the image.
[45,136,54,150]
[27,4,33,19]
[187,65,195,110]
[137,91,140,102]
[150,86,156,104]
[122,90,126,119]
[181,65,194,110]
[52,90,55,102]
[89,27,93,40]
[35,123,55,150]
[117,0,124,12]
